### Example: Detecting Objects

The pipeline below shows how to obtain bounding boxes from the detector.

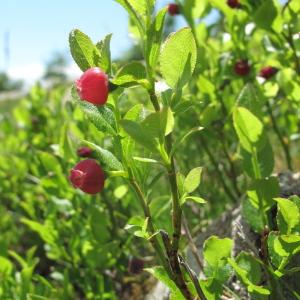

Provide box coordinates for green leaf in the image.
[247,177,279,211]
[120,119,159,152]
[241,139,274,179]
[253,0,278,32]
[145,266,185,299]
[242,199,264,232]
[95,33,112,74]
[203,236,233,283]
[233,107,265,153]
[21,219,57,246]
[82,141,123,171]
[200,278,223,300]
[73,87,117,135]
[0,256,13,277]
[161,107,175,137]
[182,196,207,205]
[274,198,300,234]
[235,252,262,285]
[114,185,128,199]
[146,7,167,68]
[141,107,174,141]
[197,75,215,98]
[133,157,159,164]
[176,172,186,198]
[236,84,265,118]
[69,29,101,71]
[90,209,110,244]
[171,126,204,156]
[228,258,270,296]
[124,104,145,121]
[160,27,197,90]
[268,232,300,272]
[114,0,145,36]
[112,61,148,87]
[184,167,203,194]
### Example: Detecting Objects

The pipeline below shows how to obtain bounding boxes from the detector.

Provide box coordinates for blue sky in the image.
[0,0,222,84]
[0,0,173,83]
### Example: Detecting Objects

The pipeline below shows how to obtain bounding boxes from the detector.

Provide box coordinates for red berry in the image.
[259,66,278,79]
[234,59,250,76]
[76,67,109,106]
[69,159,105,194]
[77,147,93,158]
[227,0,241,8]
[168,3,180,16]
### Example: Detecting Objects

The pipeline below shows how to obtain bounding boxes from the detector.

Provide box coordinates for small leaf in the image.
[146,7,167,68]
[82,141,123,171]
[182,196,207,205]
[145,267,185,299]
[253,0,278,32]
[120,119,159,153]
[72,87,117,135]
[114,0,145,36]
[236,84,265,118]
[160,27,197,90]
[112,61,148,87]
[274,198,300,234]
[203,236,233,283]
[171,127,204,156]
[228,258,270,296]
[242,199,264,233]
[241,138,274,179]
[133,157,159,164]
[184,167,203,194]
[69,29,101,71]
[233,107,265,152]
[247,177,279,211]
[96,33,112,74]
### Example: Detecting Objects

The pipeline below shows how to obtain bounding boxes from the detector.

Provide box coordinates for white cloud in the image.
[6,62,82,88]
[7,63,45,85]
[65,62,82,80]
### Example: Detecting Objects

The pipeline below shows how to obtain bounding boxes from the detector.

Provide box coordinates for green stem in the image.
[129,180,173,278]
[199,136,237,203]
[251,147,268,228]
[216,130,241,198]
[266,100,293,170]
[182,212,203,271]
[165,135,194,300]
[286,23,300,75]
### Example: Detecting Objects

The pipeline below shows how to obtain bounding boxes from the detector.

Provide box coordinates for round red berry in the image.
[168,3,180,16]
[69,159,105,194]
[77,147,93,158]
[227,0,241,8]
[234,59,250,76]
[76,67,109,106]
[259,66,278,79]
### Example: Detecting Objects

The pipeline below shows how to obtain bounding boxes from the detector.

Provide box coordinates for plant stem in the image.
[182,212,203,271]
[129,180,173,278]
[216,130,241,198]
[165,134,194,300]
[266,100,293,170]
[251,147,268,228]
[284,23,300,75]
[199,136,237,203]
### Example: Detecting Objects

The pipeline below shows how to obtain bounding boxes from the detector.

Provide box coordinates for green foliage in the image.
[2,0,300,298]
[160,27,197,90]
